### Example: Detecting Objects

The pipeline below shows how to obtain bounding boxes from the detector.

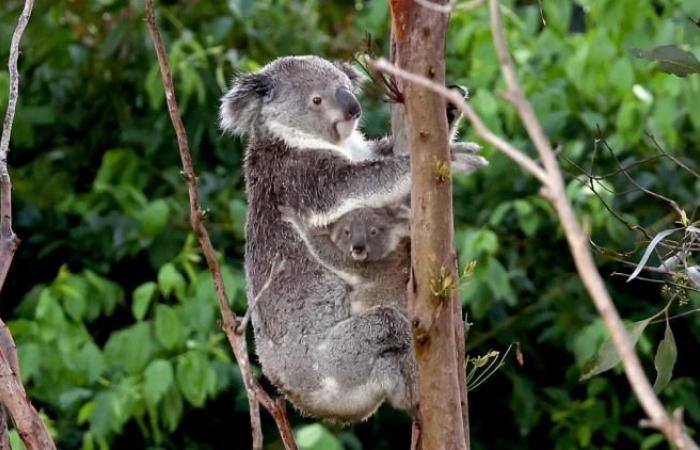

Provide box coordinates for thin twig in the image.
[645,132,700,180]
[236,256,286,334]
[609,273,700,294]
[597,132,684,218]
[143,2,297,449]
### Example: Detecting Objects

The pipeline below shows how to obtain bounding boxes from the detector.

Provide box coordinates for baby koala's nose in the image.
[350,244,367,261]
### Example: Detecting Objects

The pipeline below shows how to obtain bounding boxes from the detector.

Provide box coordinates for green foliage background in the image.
[1,0,699,449]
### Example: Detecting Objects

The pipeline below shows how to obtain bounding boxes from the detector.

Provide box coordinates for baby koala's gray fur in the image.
[280,205,411,315]
[219,55,484,422]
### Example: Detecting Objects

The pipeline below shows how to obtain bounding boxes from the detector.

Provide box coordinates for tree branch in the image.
[0,1,58,449]
[486,1,695,445]
[143,3,297,449]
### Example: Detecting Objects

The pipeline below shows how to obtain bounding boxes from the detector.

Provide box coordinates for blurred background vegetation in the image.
[1,0,699,449]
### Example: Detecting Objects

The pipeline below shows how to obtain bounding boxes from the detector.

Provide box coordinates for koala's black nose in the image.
[335,87,361,120]
[352,244,365,253]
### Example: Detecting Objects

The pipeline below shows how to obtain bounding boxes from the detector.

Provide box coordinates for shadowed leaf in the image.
[628,45,700,77]
[653,321,677,393]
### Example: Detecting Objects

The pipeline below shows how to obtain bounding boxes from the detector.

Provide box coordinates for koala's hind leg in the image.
[312,306,417,421]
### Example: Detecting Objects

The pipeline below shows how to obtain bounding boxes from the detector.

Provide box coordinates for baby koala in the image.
[280,205,411,314]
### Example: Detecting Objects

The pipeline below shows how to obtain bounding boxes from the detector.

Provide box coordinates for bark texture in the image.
[389,1,469,449]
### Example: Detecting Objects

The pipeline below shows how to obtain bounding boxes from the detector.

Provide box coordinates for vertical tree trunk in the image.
[389,2,469,449]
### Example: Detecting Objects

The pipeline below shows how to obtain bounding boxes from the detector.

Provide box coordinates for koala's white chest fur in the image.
[265,120,372,161]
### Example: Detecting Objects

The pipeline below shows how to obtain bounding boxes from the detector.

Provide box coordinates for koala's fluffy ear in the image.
[333,61,364,90]
[220,72,272,135]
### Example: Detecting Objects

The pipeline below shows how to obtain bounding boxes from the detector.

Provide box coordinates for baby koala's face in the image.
[329,206,409,262]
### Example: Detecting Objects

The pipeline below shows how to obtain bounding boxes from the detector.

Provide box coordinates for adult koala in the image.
[219,55,484,422]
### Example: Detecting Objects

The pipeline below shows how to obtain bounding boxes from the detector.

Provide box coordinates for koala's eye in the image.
[343,228,350,236]
[369,227,378,236]
[312,96,323,105]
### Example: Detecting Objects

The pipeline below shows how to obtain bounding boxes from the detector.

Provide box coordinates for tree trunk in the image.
[389,2,469,449]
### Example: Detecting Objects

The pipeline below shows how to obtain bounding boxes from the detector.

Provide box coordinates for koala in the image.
[219,55,485,422]
[280,205,411,315]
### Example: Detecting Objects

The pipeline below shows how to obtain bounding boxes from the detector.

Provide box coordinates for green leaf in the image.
[17,343,41,383]
[484,258,516,305]
[158,263,186,300]
[161,386,184,432]
[9,430,26,450]
[514,199,539,237]
[154,305,184,350]
[132,282,157,321]
[74,342,106,384]
[104,323,153,375]
[295,423,342,450]
[145,63,165,110]
[137,199,170,237]
[652,321,677,393]
[144,359,175,407]
[628,45,700,77]
[580,319,651,380]
[176,351,216,407]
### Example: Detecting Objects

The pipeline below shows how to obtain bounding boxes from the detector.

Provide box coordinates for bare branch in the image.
[143,2,297,449]
[0,319,55,450]
[0,2,58,449]
[0,0,33,292]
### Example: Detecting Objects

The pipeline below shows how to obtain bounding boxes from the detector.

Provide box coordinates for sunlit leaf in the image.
[627,228,681,282]
[295,423,342,450]
[158,263,186,300]
[132,282,157,321]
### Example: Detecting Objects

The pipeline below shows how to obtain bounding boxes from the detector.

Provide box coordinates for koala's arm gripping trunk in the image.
[289,154,411,228]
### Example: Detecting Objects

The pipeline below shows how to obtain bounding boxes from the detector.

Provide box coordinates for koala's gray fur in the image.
[219,55,484,422]
[280,205,411,315]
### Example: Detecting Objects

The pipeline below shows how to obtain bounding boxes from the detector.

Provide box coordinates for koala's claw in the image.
[451,141,482,155]
[451,153,489,174]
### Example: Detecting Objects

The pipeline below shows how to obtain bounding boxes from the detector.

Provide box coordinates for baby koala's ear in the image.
[387,204,411,221]
[277,205,295,222]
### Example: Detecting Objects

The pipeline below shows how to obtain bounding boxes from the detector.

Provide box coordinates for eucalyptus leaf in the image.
[652,321,677,393]
[580,318,651,380]
[628,45,700,77]
[627,228,681,282]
